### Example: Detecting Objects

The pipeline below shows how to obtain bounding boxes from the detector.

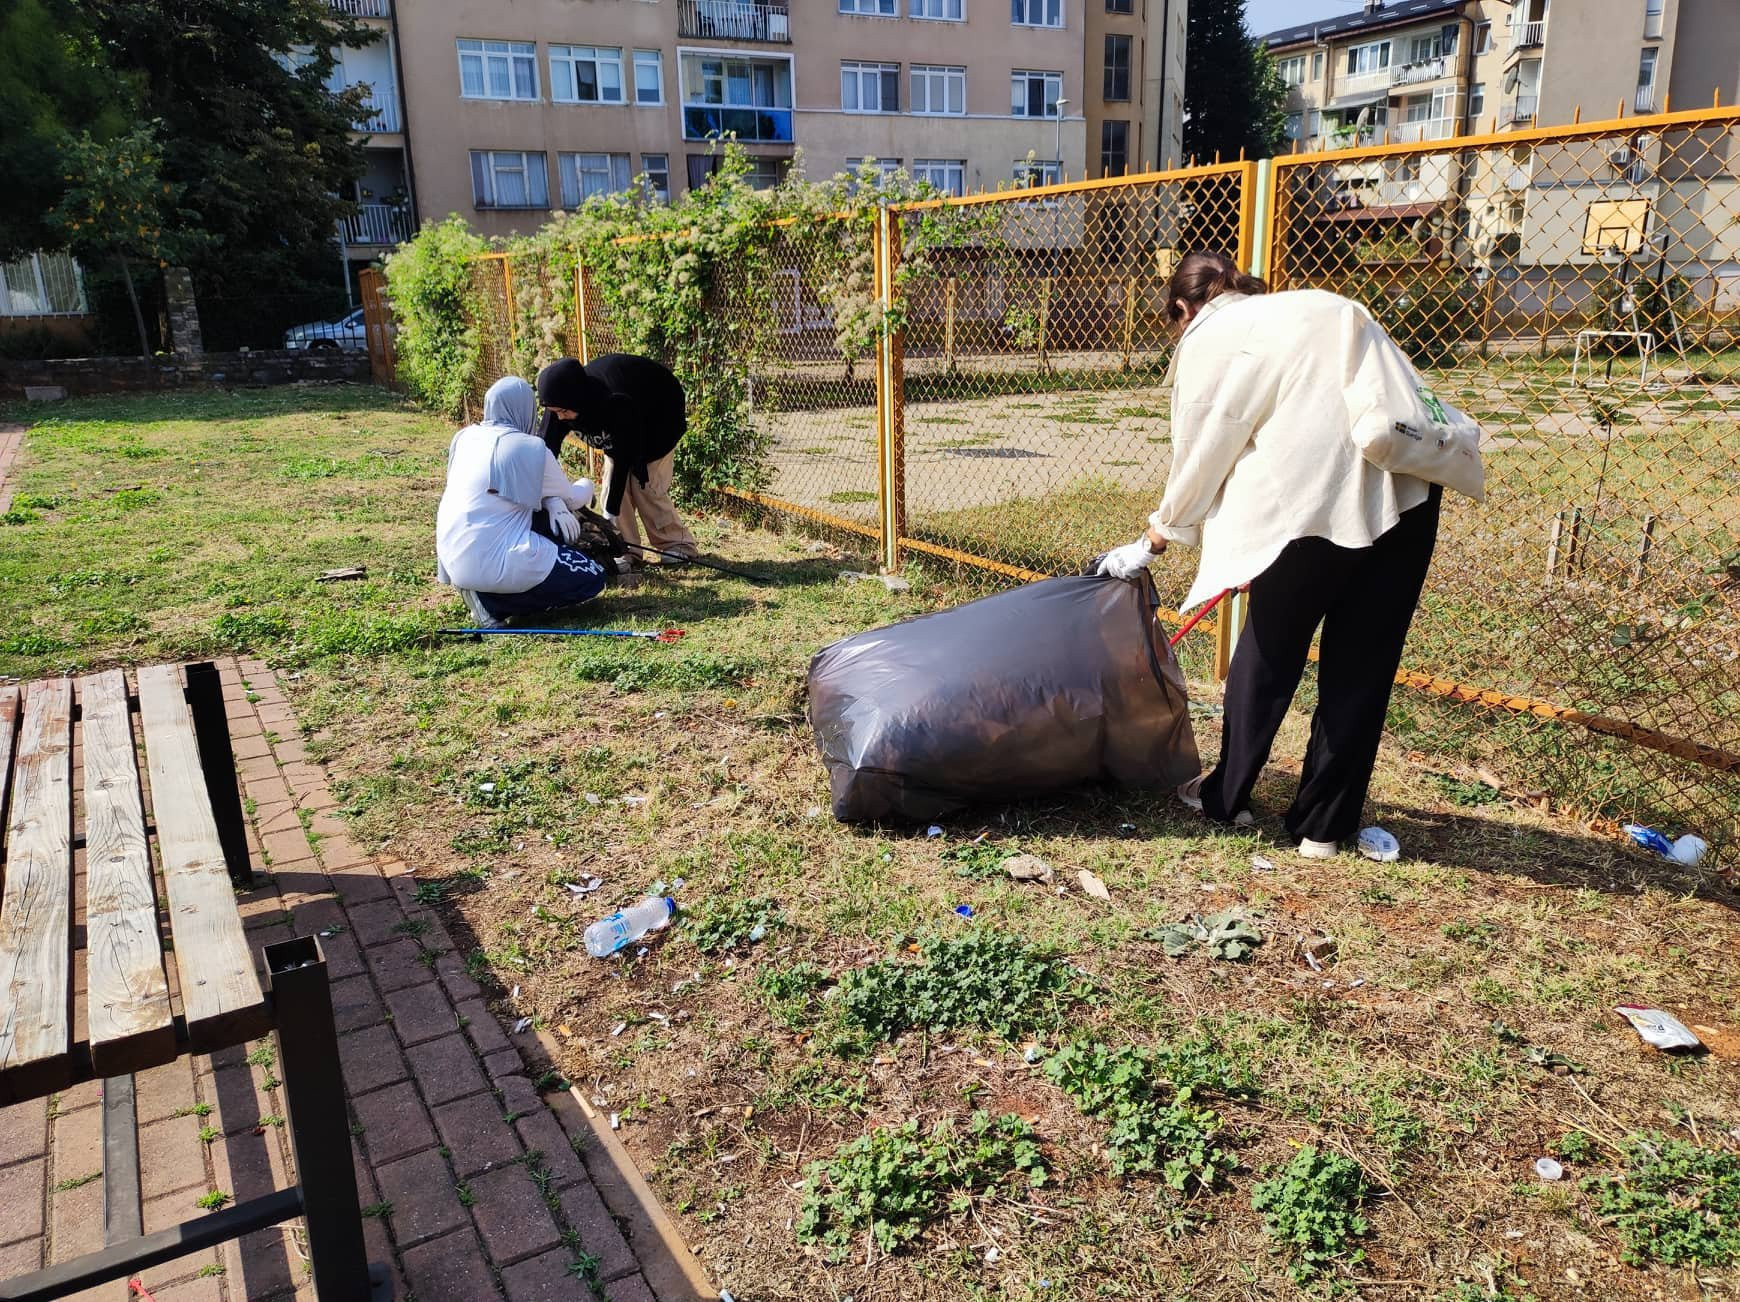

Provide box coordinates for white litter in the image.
[563,875,604,897]
[985,1246,1001,1264]
[926,825,943,838]
[1251,855,1275,872]
[511,985,520,1000]
[805,806,823,818]
[478,782,495,793]
[611,1022,628,1036]
[1615,1005,1703,1051]
[1534,1157,1564,1181]
[623,796,649,807]
[609,1112,621,1130]
[1357,826,1401,862]
[512,1017,533,1034]
[584,792,601,805]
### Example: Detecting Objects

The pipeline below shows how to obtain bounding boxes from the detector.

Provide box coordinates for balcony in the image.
[1338,68,1393,98]
[678,0,791,43]
[1392,56,1451,88]
[681,105,793,142]
[1499,94,1538,128]
[329,0,389,15]
[1326,124,1381,150]
[1634,86,1658,113]
[1510,19,1545,49]
[341,203,410,246]
[1389,118,1454,143]
[352,86,400,133]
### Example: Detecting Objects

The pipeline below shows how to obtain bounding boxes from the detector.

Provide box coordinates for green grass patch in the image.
[839,928,1083,1041]
[1250,1146,1372,1282]
[1582,1133,1740,1266]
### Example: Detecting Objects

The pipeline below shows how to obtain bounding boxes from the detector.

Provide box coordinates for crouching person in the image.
[436,376,605,629]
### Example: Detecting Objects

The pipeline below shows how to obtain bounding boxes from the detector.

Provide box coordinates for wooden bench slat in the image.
[136,665,264,1046]
[0,684,19,886]
[81,671,176,1076]
[0,679,74,1102]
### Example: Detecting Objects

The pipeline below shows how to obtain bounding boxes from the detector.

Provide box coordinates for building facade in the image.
[322,0,1186,250]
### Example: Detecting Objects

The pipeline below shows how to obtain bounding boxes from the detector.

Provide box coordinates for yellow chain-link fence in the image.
[423,108,1738,864]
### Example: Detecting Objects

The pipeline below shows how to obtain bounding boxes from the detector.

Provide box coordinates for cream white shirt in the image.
[435,429,590,593]
[1151,289,1429,611]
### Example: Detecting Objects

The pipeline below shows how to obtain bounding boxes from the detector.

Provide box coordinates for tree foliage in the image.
[1182,0,1290,162]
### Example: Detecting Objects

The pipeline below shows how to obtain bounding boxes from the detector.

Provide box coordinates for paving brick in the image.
[230,734,272,760]
[431,1093,522,1179]
[495,1076,542,1121]
[0,1097,48,1165]
[500,1246,593,1302]
[47,1170,98,1261]
[603,1274,656,1302]
[138,1116,207,1200]
[133,1061,198,1125]
[388,981,461,1047]
[222,1224,301,1299]
[0,1237,42,1277]
[330,974,388,1033]
[402,1228,499,1302]
[328,865,392,905]
[375,1150,467,1248]
[405,1036,488,1108]
[206,1122,291,1205]
[309,811,348,841]
[238,755,281,783]
[339,1024,410,1098]
[254,802,304,837]
[456,1000,512,1056]
[244,775,293,808]
[0,1158,45,1243]
[367,938,434,993]
[55,1079,104,1113]
[289,894,346,936]
[280,761,326,793]
[467,1163,562,1266]
[345,898,410,948]
[273,737,309,763]
[556,1179,638,1283]
[320,836,373,872]
[136,1270,225,1302]
[441,966,486,1006]
[320,930,366,981]
[352,1081,436,1165]
[515,1109,586,1191]
[484,1049,524,1081]
[50,1106,104,1188]
[208,1063,273,1136]
[262,829,318,867]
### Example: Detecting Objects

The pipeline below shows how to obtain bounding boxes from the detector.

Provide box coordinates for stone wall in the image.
[0,349,373,401]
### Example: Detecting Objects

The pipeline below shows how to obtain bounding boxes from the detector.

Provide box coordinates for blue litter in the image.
[954,904,974,917]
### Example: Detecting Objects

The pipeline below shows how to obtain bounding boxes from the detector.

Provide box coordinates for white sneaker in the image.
[1177,776,1255,827]
[1299,837,1339,860]
[458,589,506,630]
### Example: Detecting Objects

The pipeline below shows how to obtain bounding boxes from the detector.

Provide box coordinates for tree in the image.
[48,125,193,357]
[1182,0,1290,163]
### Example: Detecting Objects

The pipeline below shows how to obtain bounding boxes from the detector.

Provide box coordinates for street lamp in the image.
[1053,97,1069,177]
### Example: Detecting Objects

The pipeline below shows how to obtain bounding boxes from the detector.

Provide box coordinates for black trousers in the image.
[1201,486,1441,844]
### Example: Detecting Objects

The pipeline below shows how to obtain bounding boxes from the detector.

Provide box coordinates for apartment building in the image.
[319,0,1186,247]
[327,0,416,272]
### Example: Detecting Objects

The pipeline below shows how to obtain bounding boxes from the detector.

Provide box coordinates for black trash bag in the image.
[807,571,1200,823]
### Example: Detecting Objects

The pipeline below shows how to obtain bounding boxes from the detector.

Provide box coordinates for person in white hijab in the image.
[436,376,604,628]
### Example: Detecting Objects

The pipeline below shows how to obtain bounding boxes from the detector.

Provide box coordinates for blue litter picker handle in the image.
[437,627,686,642]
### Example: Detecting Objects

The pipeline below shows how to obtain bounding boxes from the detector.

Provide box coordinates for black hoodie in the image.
[536,355,686,516]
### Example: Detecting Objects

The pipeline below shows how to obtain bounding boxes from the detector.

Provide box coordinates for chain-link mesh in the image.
[467,254,514,419]
[1271,111,1740,853]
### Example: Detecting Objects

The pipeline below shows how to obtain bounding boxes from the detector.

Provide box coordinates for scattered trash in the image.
[1118,823,1137,835]
[1615,1005,1703,1052]
[1154,910,1264,961]
[610,1022,627,1037]
[584,792,601,806]
[805,805,823,818]
[1022,1044,1042,1064]
[316,566,367,583]
[1296,933,1338,971]
[1671,834,1710,865]
[510,985,520,1001]
[1349,978,1366,989]
[1076,869,1112,901]
[585,897,677,959]
[1250,855,1275,873]
[1003,854,1055,885]
[1534,1157,1565,1182]
[317,925,342,938]
[512,1017,533,1034]
[1523,1044,1587,1074]
[622,795,649,807]
[562,875,605,897]
[1627,824,1710,866]
[839,570,912,593]
[926,825,944,838]
[954,904,975,918]
[478,782,496,794]
[985,1246,1001,1264]
[609,1112,621,1131]
[1356,827,1401,862]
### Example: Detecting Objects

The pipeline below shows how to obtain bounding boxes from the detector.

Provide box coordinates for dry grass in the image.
[4,387,1739,1300]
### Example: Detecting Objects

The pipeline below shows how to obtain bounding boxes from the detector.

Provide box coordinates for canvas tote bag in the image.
[1346,311,1486,501]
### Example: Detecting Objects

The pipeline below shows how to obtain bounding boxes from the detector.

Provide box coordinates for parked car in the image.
[283,307,367,352]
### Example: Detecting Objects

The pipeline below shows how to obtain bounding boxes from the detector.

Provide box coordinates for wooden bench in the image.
[0,663,385,1301]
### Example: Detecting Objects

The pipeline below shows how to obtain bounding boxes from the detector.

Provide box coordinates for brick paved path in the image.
[0,657,710,1301]
[0,422,24,513]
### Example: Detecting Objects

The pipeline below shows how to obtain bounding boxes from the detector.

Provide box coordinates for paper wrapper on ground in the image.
[806,572,1201,823]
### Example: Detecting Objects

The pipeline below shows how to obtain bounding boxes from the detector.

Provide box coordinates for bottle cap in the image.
[661,896,678,914]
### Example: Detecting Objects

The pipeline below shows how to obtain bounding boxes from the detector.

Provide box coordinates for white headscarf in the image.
[449,376,548,508]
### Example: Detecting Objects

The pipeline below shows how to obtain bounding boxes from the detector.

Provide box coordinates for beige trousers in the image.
[605,452,698,559]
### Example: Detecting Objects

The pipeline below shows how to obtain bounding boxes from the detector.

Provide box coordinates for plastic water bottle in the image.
[1623,823,1676,858]
[584,897,676,958]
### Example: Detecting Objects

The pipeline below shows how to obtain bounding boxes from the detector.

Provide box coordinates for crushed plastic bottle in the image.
[584,897,676,958]
[1623,823,1676,857]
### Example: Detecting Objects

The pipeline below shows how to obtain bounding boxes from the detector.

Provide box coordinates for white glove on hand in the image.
[543,497,581,545]
[569,477,595,510]
[1097,536,1158,580]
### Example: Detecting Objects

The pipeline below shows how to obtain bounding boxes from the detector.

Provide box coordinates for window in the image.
[911,0,963,17]
[1635,46,1658,110]
[1014,158,1061,186]
[1107,0,1132,10]
[642,153,670,201]
[1285,110,1303,141]
[559,152,631,206]
[1468,81,1486,120]
[634,50,664,104]
[1345,40,1391,76]
[842,61,899,112]
[1312,50,1324,79]
[457,39,538,101]
[913,158,965,195]
[839,0,896,13]
[1104,34,1131,100]
[1474,21,1492,53]
[1277,54,1307,87]
[1407,30,1453,62]
[1011,0,1062,27]
[0,252,87,317]
[549,45,624,103]
[1100,119,1128,176]
[470,150,548,208]
[681,54,794,141]
[1402,87,1453,122]
[1011,69,1062,117]
[689,153,786,190]
[912,65,966,114]
[1644,0,1664,37]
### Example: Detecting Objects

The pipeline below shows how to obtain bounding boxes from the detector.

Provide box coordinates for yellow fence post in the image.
[875,204,906,572]
[943,276,957,373]
[1120,275,1137,371]
[1037,277,1051,372]
[574,264,591,365]
[500,255,517,351]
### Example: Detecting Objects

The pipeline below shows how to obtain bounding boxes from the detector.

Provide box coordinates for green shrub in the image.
[383,215,486,416]
[1250,1145,1372,1281]
[1582,1133,1740,1266]
[839,928,1081,1041]
[683,896,782,954]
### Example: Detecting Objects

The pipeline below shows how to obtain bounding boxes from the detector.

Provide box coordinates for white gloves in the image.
[1097,536,1159,580]
[542,496,581,545]
[569,477,595,510]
